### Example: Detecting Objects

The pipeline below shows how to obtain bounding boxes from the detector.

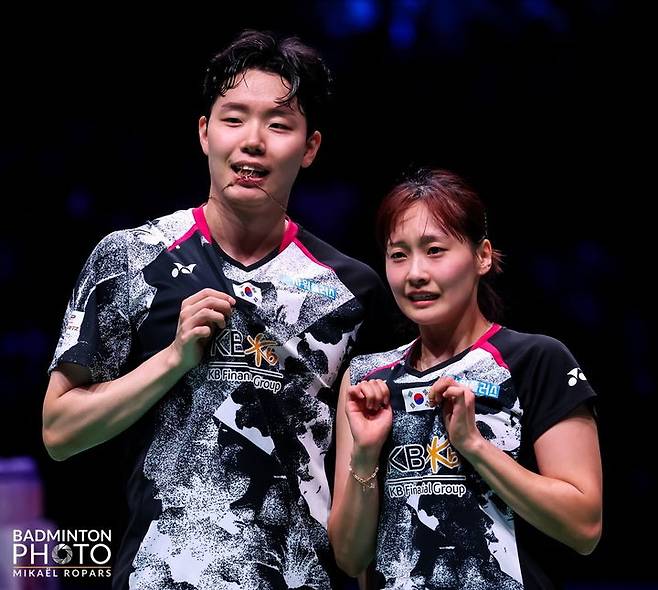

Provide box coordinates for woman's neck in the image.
[415,313,493,371]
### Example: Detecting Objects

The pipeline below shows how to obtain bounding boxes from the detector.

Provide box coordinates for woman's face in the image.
[385,202,490,327]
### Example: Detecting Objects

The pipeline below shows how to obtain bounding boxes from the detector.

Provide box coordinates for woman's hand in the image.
[429,377,484,456]
[345,379,393,458]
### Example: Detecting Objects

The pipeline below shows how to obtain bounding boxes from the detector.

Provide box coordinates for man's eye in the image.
[270,123,291,130]
[222,118,242,124]
[389,251,406,260]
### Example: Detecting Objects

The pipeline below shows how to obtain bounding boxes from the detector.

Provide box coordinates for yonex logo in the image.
[171,263,197,277]
[567,367,587,387]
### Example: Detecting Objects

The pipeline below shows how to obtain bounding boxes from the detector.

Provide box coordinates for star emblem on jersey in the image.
[233,281,262,306]
[171,263,197,277]
[567,367,587,386]
[244,333,278,367]
[427,436,460,472]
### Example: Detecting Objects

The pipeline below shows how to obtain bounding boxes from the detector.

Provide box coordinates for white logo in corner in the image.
[12,528,112,578]
[567,367,587,387]
[233,282,262,307]
[171,263,197,277]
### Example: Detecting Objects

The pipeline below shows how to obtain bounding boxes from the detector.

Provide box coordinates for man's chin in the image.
[224,187,288,212]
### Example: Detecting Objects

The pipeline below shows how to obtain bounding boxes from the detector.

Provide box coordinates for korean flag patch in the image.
[402,386,433,413]
[233,282,262,307]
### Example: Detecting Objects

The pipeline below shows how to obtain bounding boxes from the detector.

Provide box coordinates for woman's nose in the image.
[407,256,430,286]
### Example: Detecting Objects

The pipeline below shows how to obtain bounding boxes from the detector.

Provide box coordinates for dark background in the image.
[1,2,653,588]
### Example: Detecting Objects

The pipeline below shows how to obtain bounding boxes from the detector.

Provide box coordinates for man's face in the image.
[199,69,321,212]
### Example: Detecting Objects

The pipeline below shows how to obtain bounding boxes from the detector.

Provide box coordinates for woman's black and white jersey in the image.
[349,324,596,590]
[49,206,395,590]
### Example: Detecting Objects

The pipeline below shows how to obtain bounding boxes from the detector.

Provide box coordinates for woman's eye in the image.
[222,118,241,124]
[389,251,406,260]
[427,246,445,255]
[270,123,291,130]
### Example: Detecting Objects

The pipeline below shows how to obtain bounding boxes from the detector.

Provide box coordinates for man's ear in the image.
[198,116,209,156]
[301,131,322,168]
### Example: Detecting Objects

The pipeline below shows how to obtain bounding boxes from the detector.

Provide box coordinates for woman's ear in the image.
[476,239,493,275]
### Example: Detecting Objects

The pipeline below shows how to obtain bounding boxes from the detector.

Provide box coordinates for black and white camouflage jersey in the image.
[349,324,596,590]
[50,206,395,590]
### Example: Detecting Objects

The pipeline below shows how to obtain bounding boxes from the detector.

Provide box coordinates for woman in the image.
[328,168,602,589]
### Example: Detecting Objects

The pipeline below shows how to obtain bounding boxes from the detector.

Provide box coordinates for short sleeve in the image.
[348,354,371,385]
[48,230,133,382]
[518,335,597,443]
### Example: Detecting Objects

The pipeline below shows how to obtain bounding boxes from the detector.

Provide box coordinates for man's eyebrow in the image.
[217,102,297,116]
[268,105,297,116]
[216,102,249,112]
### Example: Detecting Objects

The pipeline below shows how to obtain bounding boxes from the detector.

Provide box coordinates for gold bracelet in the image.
[349,463,379,492]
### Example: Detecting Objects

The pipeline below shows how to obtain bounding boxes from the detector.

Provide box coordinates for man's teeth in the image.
[235,165,267,178]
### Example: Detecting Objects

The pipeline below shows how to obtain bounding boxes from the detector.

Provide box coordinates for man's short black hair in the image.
[203,30,333,137]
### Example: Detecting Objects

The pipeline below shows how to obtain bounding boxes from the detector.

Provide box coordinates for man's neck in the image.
[203,200,287,267]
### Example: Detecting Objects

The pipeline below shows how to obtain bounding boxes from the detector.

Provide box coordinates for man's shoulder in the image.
[295,225,380,281]
[130,208,197,247]
[80,208,198,277]
[95,208,197,252]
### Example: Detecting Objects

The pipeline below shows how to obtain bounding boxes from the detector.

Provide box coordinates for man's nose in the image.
[241,123,265,156]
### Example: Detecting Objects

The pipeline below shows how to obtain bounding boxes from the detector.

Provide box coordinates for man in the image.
[44,30,396,589]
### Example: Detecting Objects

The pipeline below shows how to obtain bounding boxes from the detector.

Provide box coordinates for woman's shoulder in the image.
[491,327,585,381]
[494,326,573,356]
[349,340,416,383]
